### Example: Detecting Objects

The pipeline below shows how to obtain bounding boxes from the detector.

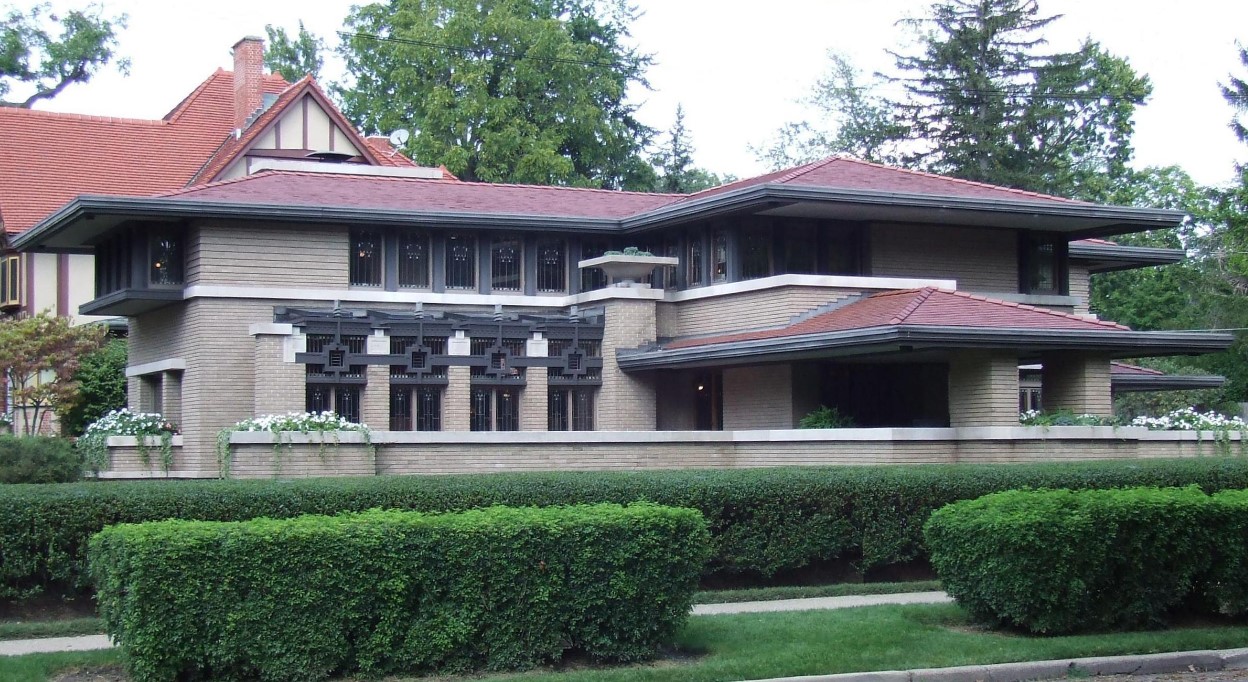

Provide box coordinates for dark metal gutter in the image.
[1069,243,1184,273]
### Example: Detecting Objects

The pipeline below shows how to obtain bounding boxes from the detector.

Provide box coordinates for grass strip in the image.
[692,580,942,604]
[0,650,119,682]
[0,618,105,641]
[13,604,1248,682]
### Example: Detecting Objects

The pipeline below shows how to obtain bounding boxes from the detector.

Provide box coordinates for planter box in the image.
[578,254,679,287]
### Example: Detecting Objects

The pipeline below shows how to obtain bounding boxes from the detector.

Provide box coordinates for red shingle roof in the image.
[161,170,683,218]
[685,156,1086,205]
[0,69,289,234]
[665,288,1128,349]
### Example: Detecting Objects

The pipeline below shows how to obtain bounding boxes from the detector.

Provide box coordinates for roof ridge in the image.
[773,157,841,184]
[1111,360,1165,375]
[943,290,1130,329]
[2,107,169,127]
[833,156,1083,204]
[163,68,227,122]
[890,287,937,324]
[161,169,275,197]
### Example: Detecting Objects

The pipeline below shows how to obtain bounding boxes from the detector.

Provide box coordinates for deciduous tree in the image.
[336,0,655,189]
[0,2,127,107]
[264,21,324,83]
[0,312,104,435]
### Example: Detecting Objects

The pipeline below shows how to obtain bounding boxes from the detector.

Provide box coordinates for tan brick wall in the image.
[598,299,657,430]
[253,334,304,416]
[723,365,796,429]
[871,223,1017,292]
[659,286,858,338]
[948,351,1020,427]
[163,372,183,426]
[226,441,375,479]
[443,366,471,431]
[1069,263,1091,315]
[520,368,548,431]
[1042,352,1113,417]
[187,222,349,288]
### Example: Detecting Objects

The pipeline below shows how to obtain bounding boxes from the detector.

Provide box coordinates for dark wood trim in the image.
[477,233,491,295]
[23,252,34,315]
[56,253,69,317]
[523,234,537,296]
[431,234,445,293]
[301,96,309,150]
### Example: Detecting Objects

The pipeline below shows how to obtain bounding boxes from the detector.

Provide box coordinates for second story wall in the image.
[187,222,348,288]
[869,223,1017,293]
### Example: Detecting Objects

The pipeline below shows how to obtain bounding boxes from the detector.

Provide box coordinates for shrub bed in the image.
[9,458,1248,600]
[0,436,83,484]
[90,503,708,682]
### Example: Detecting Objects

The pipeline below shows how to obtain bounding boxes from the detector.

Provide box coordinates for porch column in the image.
[253,328,304,416]
[723,365,795,429]
[443,366,472,431]
[598,297,658,430]
[362,332,389,429]
[1041,352,1113,417]
[947,351,1020,427]
[520,333,549,431]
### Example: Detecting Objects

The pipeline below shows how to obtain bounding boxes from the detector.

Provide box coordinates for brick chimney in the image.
[232,36,265,129]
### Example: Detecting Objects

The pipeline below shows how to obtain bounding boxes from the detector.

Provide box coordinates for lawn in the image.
[9,604,1248,682]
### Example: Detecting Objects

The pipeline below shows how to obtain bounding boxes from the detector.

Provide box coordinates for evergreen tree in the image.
[653,105,724,193]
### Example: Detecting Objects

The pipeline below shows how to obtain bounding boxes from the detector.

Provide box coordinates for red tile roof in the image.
[0,69,289,234]
[665,288,1129,349]
[161,170,683,218]
[1110,361,1165,375]
[686,156,1086,205]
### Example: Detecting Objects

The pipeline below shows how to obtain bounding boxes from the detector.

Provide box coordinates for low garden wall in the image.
[98,435,185,479]
[98,427,1246,479]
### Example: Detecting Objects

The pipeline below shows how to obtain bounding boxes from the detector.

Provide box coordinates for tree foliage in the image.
[0,2,127,107]
[0,312,105,435]
[337,0,656,189]
[1222,42,1248,146]
[762,0,1150,200]
[59,337,126,437]
[651,105,726,193]
[264,21,324,83]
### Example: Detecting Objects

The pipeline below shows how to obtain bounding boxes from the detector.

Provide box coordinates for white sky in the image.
[16,0,1248,187]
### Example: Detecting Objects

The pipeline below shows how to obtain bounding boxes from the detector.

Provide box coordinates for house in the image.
[0,36,440,430]
[12,151,1236,477]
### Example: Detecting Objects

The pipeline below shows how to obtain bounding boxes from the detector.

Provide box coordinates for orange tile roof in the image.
[0,69,290,234]
[665,288,1128,349]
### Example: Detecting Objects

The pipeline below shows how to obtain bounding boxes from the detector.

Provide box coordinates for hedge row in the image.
[90,503,709,682]
[0,436,83,484]
[9,458,1248,600]
[925,486,1248,634]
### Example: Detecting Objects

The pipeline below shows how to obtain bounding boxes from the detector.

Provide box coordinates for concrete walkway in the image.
[0,634,113,656]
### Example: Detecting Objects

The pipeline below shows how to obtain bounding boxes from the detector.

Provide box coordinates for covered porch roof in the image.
[619,288,1234,371]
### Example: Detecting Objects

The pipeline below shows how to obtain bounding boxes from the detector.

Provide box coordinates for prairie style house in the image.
[14,152,1234,476]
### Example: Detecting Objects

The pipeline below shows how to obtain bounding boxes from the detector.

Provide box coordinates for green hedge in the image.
[10,458,1248,600]
[0,436,83,484]
[90,503,709,682]
[925,486,1218,633]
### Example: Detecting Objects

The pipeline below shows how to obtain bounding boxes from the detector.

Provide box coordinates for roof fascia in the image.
[620,184,1186,234]
[1069,243,1184,272]
[11,196,621,250]
[1111,374,1226,391]
[619,325,1234,371]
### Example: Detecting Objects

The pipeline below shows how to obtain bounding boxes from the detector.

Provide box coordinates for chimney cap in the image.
[232,36,265,50]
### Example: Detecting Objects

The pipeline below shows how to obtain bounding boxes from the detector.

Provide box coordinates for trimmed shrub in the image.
[90,503,709,682]
[925,486,1217,633]
[1200,489,1248,616]
[0,436,83,484]
[9,458,1248,600]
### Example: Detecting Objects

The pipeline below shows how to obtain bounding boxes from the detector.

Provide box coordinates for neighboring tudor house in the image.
[0,36,432,324]
[13,154,1237,477]
[0,36,443,428]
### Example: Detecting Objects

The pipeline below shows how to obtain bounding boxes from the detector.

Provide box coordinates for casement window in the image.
[548,388,595,431]
[1020,234,1068,295]
[389,385,442,431]
[306,385,361,424]
[1019,387,1043,413]
[490,236,523,292]
[471,386,519,431]
[349,228,383,287]
[686,233,705,287]
[397,233,430,288]
[0,255,20,308]
[580,238,611,292]
[445,233,477,290]
[711,230,729,282]
[536,239,566,293]
[780,223,818,274]
[148,231,185,286]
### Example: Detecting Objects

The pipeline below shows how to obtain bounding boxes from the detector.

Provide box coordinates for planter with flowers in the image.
[578,247,678,287]
[79,409,181,475]
[217,411,373,478]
